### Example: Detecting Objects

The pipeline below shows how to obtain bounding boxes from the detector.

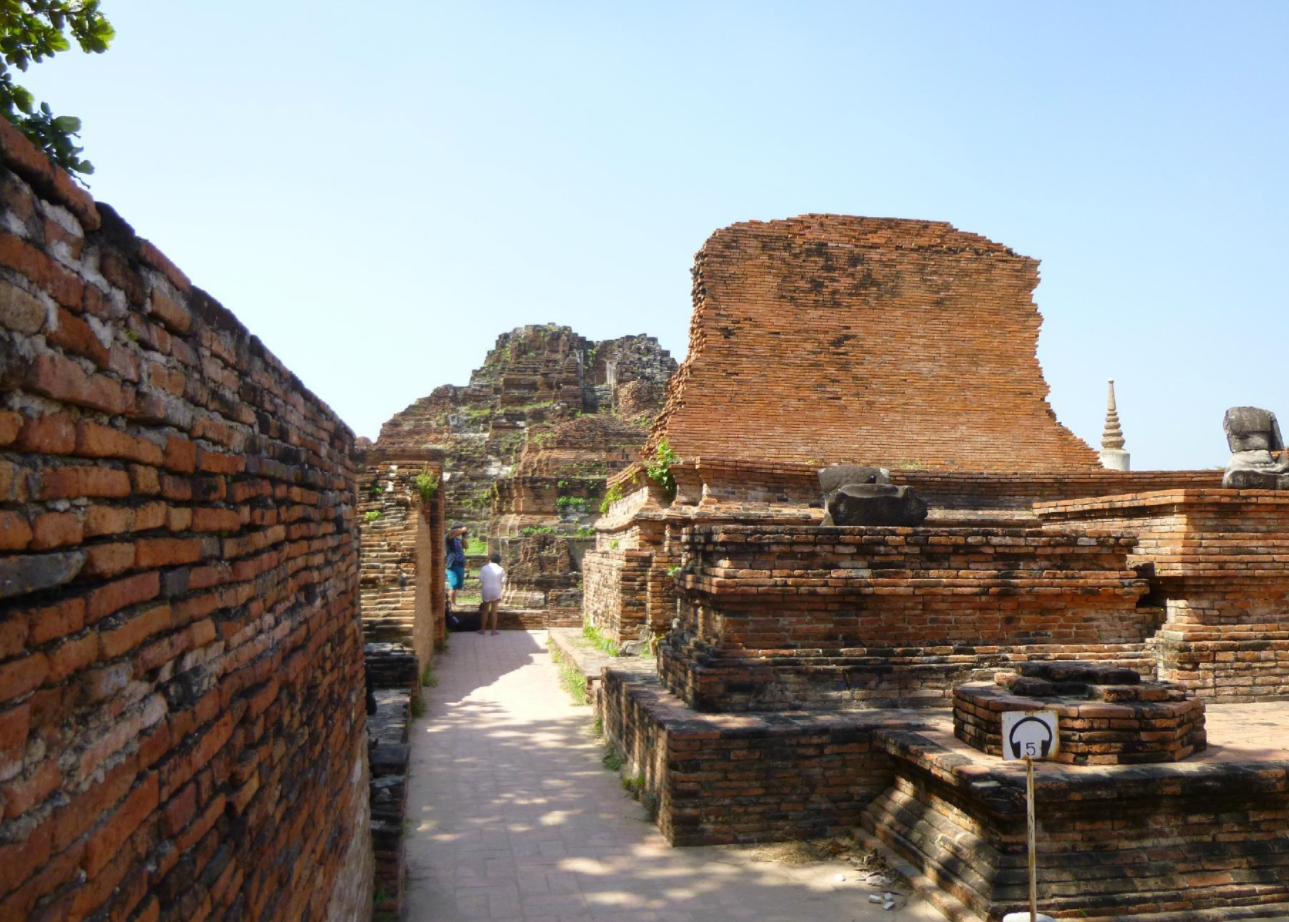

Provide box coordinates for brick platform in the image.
[658,523,1155,712]
[1038,490,1289,700]
[954,662,1207,765]
[598,663,1289,920]
[862,720,1289,921]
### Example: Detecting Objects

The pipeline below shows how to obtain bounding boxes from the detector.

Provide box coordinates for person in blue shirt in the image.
[446,523,468,611]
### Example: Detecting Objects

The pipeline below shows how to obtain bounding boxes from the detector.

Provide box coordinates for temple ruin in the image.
[2,107,1287,922]
[581,215,1289,921]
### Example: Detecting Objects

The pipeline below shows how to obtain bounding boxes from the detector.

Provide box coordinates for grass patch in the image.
[621,774,646,797]
[592,716,604,737]
[411,696,427,719]
[465,537,488,556]
[602,748,624,772]
[581,624,619,657]
[549,643,589,706]
[421,662,438,688]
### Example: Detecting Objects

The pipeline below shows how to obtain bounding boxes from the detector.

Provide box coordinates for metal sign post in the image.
[1001,710,1059,922]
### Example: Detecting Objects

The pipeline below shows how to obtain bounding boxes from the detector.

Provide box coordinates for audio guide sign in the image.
[1002,710,1060,761]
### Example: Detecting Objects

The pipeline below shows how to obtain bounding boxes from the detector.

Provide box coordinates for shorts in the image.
[447,566,466,590]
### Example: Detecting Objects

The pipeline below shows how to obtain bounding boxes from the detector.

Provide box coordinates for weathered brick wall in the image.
[649,215,1103,471]
[1038,490,1289,700]
[598,668,899,846]
[0,123,371,921]
[659,523,1154,711]
[865,728,1289,920]
[356,450,445,669]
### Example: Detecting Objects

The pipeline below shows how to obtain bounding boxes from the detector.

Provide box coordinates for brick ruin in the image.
[648,214,1099,470]
[0,123,371,921]
[353,447,445,917]
[372,324,675,627]
[590,215,1289,921]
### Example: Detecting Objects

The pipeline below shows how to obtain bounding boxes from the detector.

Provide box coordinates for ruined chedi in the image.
[1100,378,1130,470]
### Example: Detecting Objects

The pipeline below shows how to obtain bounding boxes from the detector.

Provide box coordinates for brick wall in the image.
[356,450,445,668]
[598,668,899,846]
[659,523,1155,711]
[1038,489,1289,699]
[0,122,371,921]
[649,215,1103,471]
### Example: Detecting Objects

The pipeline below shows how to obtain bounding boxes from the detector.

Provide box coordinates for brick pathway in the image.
[403,630,942,922]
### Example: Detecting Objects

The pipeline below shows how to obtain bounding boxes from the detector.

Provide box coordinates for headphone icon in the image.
[1007,715,1054,759]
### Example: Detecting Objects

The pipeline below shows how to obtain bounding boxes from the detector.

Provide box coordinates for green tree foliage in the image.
[1,1,114,177]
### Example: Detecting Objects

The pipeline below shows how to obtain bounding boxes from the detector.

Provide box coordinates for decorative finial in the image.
[1099,379,1130,470]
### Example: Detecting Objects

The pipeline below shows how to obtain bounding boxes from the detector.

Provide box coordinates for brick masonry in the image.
[356,449,445,668]
[0,122,371,921]
[597,667,906,846]
[1037,489,1289,701]
[862,726,1289,921]
[648,215,1101,471]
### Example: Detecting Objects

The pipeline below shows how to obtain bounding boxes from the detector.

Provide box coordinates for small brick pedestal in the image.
[954,661,1207,764]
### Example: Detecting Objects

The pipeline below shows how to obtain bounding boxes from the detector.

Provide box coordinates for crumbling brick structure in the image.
[375,324,675,629]
[356,448,445,666]
[588,214,1289,920]
[649,215,1100,470]
[0,124,371,920]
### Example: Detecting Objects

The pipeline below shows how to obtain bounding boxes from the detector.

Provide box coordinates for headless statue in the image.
[1222,407,1289,489]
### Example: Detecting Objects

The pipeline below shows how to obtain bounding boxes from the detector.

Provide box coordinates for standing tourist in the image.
[477,552,506,636]
[446,523,468,612]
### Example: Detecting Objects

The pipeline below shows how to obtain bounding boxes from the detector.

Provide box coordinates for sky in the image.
[17,1,1289,468]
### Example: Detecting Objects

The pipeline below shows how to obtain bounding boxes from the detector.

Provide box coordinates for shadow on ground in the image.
[401,630,940,922]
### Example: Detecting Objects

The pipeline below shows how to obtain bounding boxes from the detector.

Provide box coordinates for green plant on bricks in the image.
[415,469,439,503]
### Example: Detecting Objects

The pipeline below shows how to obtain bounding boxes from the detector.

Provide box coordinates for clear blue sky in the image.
[20,2,1289,468]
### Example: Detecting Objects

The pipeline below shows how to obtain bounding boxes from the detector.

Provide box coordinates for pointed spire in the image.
[1101,379,1125,450]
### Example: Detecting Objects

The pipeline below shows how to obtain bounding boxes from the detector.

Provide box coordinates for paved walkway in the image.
[404,630,942,922]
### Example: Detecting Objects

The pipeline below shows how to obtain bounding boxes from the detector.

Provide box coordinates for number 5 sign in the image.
[1001,710,1060,761]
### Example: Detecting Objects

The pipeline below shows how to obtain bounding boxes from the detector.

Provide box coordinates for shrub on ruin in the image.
[415,469,439,503]
[599,483,624,513]
[646,438,679,499]
[0,1,114,177]
[363,510,382,523]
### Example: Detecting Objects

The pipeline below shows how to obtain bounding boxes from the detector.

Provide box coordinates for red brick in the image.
[86,572,160,623]
[0,410,21,446]
[81,542,136,578]
[162,779,197,837]
[16,413,75,454]
[47,306,108,368]
[0,511,32,552]
[129,463,160,495]
[82,771,158,877]
[0,232,83,310]
[197,449,244,475]
[0,654,48,704]
[2,757,60,818]
[149,290,191,334]
[134,538,202,569]
[46,632,98,681]
[0,819,51,902]
[30,511,83,550]
[138,239,191,293]
[99,604,171,660]
[0,613,26,659]
[52,755,137,852]
[39,464,131,500]
[192,507,240,533]
[163,436,197,474]
[24,352,128,415]
[27,597,86,645]
[83,504,134,537]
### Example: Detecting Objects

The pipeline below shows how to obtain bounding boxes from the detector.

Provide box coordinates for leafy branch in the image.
[0,1,115,177]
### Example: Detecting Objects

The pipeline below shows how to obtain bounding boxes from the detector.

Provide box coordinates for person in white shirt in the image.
[477,552,506,636]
